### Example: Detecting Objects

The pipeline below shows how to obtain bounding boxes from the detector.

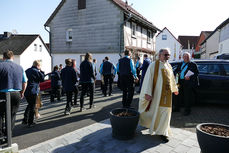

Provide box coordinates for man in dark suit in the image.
[80,53,96,112]
[50,65,61,102]
[117,50,138,108]
[22,60,44,127]
[0,51,27,136]
[100,56,116,96]
[174,52,199,116]
[138,54,151,93]
[61,58,77,115]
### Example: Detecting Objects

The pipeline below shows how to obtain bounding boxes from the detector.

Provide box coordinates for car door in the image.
[219,63,229,103]
[197,63,224,103]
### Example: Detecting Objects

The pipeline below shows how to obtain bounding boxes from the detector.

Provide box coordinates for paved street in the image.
[12,85,229,151]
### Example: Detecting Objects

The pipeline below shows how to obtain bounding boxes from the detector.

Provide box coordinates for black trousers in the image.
[120,75,135,108]
[23,94,37,125]
[66,91,73,112]
[177,80,195,112]
[103,74,113,96]
[0,92,20,136]
[73,86,79,105]
[50,86,61,102]
[80,83,94,108]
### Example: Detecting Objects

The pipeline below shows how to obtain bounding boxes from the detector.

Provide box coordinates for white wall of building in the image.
[156,28,181,61]
[205,31,219,59]
[124,21,155,51]
[219,22,229,54]
[219,39,229,54]
[20,37,51,74]
[52,53,121,81]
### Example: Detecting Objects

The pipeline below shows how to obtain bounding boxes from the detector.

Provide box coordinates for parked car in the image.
[39,72,81,94]
[170,60,229,104]
[39,73,52,93]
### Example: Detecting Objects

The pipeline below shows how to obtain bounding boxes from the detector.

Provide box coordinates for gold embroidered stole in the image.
[145,60,159,111]
[159,64,173,108]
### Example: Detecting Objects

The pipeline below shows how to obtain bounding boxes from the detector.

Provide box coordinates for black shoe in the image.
[22,120,28,125]
[80,107,86,112]
[160,135,169,143]
[109,93,112,96]
[28,122,36,128]
[64,110,71,115]
[104,94,107,97]
[89,104,96,109]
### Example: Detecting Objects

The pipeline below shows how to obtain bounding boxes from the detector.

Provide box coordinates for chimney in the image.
[3,32,12,38]
[125,0,128,7]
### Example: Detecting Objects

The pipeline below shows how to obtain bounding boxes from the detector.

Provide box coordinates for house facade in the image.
[178,36,199,59]
[195,31,212,59]
[44,0,159,80]
[218,18,229,54]
[0,32,51,73]
[156,27,181,61]
[200,31,219,59]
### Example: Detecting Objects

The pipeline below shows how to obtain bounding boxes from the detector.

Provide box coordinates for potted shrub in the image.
[110,108,139,140]
[196,123,229,153]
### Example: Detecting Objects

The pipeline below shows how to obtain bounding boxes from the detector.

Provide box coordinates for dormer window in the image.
[66,29,72,42]
[78,0,86,10]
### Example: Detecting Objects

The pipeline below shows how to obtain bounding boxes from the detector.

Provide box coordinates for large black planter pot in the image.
[196,123,229,153]
[110,108,140,140]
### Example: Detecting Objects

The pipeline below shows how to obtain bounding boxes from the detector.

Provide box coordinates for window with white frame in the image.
[162,34,167,40]
[132,23,136,37]
[66,29,73,42]
[34,44,37,51]
[147,30,151,43]
[39,45,42,52]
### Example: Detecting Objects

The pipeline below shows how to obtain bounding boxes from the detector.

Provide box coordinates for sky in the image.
[0,0,229,43]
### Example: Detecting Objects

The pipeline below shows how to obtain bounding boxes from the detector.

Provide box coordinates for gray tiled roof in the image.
[0,35,38,55]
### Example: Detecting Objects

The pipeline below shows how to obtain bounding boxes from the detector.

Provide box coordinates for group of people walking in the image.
[0,48,199,143]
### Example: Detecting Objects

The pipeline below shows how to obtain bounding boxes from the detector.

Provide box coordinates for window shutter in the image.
[78,0,86,10]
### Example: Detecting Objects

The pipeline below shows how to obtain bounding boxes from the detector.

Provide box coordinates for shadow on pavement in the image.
[52,126,163,153]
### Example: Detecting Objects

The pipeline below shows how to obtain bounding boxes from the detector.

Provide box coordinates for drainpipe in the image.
[119,13,132,57]
[44,25,53,69]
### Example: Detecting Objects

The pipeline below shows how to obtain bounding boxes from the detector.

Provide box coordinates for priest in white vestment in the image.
[138,48,179,142]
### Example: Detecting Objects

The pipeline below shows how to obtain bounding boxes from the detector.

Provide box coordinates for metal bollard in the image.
[6,92,12,147]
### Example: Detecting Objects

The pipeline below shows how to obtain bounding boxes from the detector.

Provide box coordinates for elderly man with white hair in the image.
[138,48,179,142]
[173,52,199,116]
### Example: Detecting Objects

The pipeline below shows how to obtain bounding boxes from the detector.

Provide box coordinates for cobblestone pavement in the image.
[19,119,201,153]
[13,85,229,151]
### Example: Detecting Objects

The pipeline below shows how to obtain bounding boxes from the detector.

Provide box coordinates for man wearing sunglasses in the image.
[139,48,179,142]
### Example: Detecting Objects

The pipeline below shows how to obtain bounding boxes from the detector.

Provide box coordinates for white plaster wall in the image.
[219,39,229,54]
[20,37,51,74]
[206,31,219,59]
[124,21,155,50]
[52,53,121,81]
[156,29,181,61]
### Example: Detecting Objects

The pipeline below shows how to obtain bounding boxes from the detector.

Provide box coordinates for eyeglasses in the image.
[164,54,170,57]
